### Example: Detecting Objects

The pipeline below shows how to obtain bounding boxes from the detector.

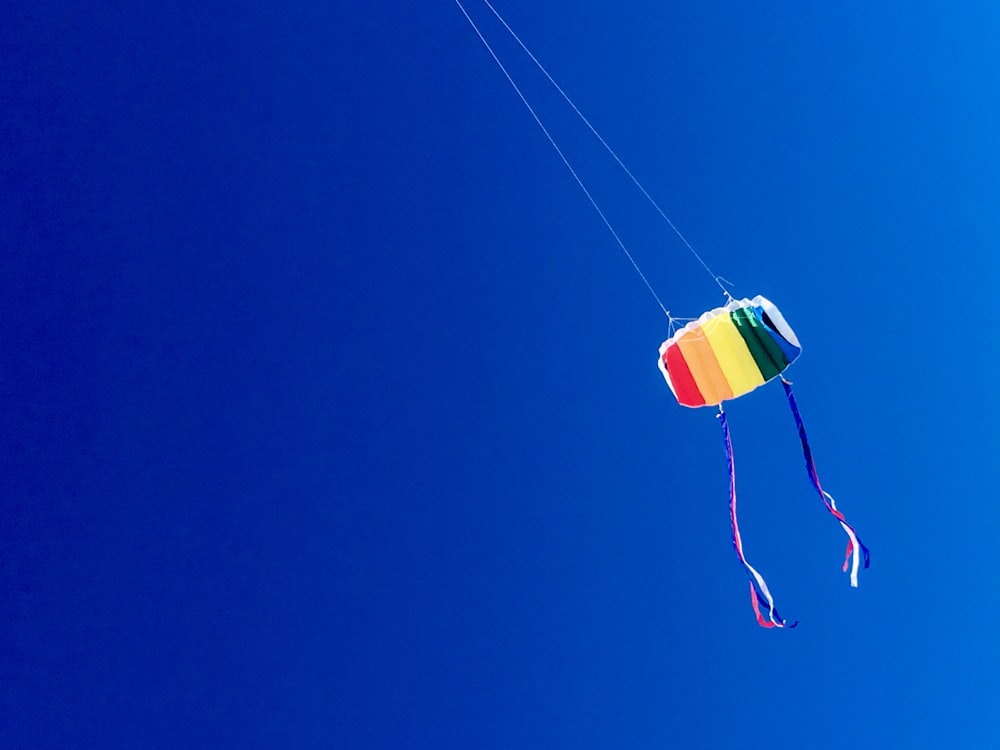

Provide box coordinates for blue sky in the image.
[3,1,1000,747]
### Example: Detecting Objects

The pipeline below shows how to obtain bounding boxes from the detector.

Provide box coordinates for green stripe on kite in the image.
[730,307,787,381]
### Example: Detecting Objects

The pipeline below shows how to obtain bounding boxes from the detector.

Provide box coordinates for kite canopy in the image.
[658,295,801,407]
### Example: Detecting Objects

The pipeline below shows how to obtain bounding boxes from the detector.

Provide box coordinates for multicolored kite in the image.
[455,0,869,628]
[659,296,869,628]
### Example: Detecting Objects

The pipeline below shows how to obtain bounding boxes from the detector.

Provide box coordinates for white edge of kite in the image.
[657,341,678,400]
[755,296,801,348]
[657,295,801,352]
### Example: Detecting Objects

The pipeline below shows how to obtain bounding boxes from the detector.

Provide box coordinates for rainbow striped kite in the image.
[658,296,800,407]
[453,0,868,629]
[659,296,869,628]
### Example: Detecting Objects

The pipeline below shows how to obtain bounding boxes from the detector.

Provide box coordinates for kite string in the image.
[452,0,670,318]
[478,0,733,301]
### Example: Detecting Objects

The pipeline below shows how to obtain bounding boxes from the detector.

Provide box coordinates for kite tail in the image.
[781,378,870,587]
[718,407,797,629]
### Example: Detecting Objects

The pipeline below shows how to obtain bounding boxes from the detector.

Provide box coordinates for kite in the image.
[455,0,870,627]
[658,296,869,628]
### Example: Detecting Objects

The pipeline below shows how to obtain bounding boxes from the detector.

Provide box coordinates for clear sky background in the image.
[3,1,1000,747]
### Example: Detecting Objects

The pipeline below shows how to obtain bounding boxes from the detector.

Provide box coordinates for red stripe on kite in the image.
[664,344,705,407]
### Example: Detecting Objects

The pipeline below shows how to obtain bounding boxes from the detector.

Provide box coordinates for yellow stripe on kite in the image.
[676,328,733,405]
[702,314,765,399]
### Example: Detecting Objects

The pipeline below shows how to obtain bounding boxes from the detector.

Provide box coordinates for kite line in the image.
[476,0,731,300]
[452,0,733,314]
[451,0,667,316]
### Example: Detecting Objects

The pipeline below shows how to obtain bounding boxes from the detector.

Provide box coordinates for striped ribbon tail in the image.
[781,378,870,587]
[718,408,797,629]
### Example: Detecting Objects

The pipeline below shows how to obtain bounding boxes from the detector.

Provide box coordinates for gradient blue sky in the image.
[4,1,1000,747]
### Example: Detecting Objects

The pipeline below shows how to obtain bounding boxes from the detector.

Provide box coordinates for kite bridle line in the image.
[453,0,733,317]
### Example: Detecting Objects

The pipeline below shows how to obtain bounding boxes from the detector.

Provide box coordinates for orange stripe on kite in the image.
[675,328,733,405]
[663,345,705,407]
